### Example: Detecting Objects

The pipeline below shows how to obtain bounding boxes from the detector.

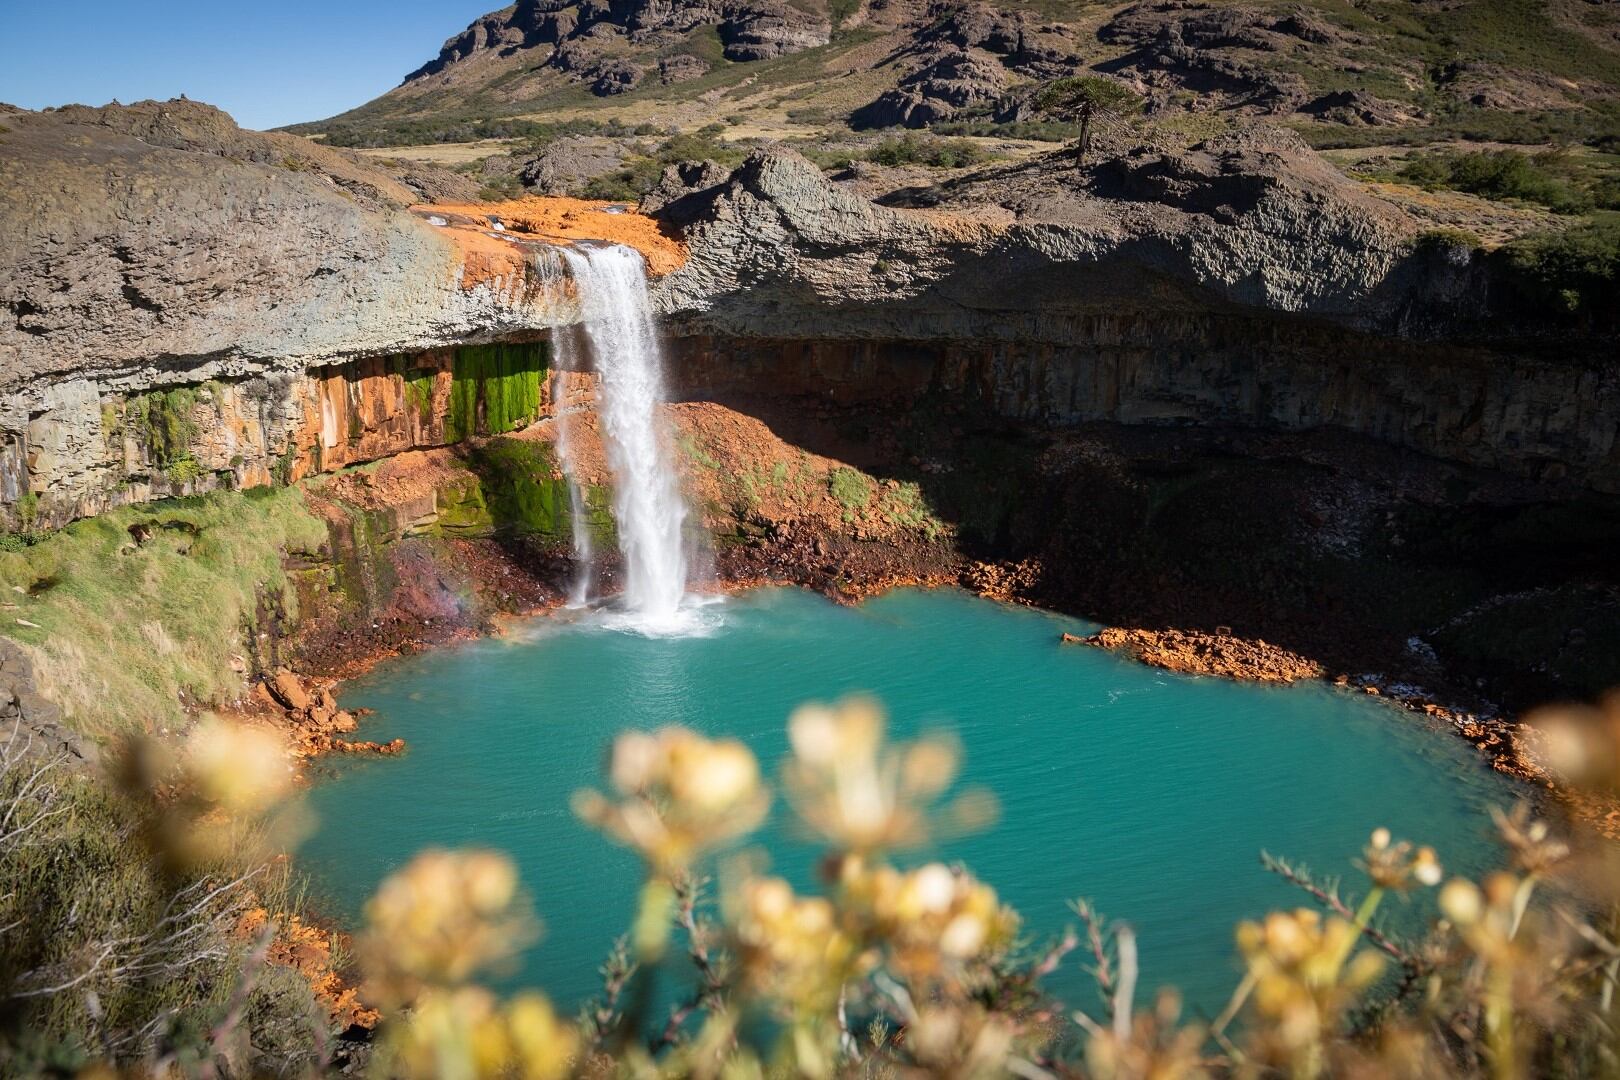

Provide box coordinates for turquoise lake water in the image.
[301,587,1518,1016]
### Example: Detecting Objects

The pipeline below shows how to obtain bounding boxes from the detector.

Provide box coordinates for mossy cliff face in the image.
[11,342,556,531]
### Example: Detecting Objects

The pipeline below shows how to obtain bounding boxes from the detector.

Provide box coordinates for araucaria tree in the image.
[1035,75,1142,167]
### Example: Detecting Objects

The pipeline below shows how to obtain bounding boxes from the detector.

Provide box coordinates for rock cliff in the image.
[0,102,667,525]
[4,101,1618,531]
[651,142,1619,491]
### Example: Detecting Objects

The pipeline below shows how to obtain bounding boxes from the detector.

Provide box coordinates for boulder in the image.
[520,136,631,194]
[659,53,711,84]
[268,668,311,712]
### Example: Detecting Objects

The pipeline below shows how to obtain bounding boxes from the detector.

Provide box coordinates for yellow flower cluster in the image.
[905,1004,1016,1079]
[783,697,989,853]
[116,716,298,870]
[1439,872,1529,963]
[573,727,768,874]
[851,861,1019,979]
[386,986,576,1080]
[362,849,536,1004]
[729,876,867,1013]
[1361,827,1443,891]
[1237,909,1385,1056]
[182,716,293,814]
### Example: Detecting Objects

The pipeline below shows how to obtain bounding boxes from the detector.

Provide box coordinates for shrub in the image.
[864,134,991,169]
[1397,149,1591,213]
[1496,219,1620,321]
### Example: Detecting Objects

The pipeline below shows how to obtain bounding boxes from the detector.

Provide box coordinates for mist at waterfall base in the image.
[547,243,707,634]
[300,587,1515,1017]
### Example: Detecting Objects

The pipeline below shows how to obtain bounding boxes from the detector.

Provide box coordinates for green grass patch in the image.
[0,489,328,737]
[1396,148,1616,214]
[828,467,873,512]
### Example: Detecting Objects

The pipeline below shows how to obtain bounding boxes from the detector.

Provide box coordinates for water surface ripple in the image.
[302,588,1516,1013]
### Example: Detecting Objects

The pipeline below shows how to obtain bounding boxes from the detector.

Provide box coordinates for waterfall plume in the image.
[556,243,696,632]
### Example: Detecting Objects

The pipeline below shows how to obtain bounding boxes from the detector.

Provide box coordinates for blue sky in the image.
[0,1,497,130]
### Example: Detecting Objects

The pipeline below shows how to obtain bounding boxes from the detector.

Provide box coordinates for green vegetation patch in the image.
[581,131,751,202]
[127,388,201,469]
[0,489,328,737]
[864,134,994,170]
[1495,217,1620,323]
[828,467,873,512]
[447,342,549,442]
[1396,149,1620,215]
[465,437,615,547]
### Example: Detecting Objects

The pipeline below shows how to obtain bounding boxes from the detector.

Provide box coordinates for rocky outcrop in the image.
[1078,626,1325,683]
[1096,1,1353,114]
[653,136,1421,334]
[651,144,1619,491]
[853,50,1011,129]
[0,102,570,393]
[852,2,1083,129]
[398,0,829,99]
[519,136,631,194]
[0,102,689,528]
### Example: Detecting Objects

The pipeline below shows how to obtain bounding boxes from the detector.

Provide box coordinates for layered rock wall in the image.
[671,327,1620,490]
[652,146,1618,492]
[14,343,557,529]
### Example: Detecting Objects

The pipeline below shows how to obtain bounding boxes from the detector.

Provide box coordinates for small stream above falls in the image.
[300,587,1519,1017]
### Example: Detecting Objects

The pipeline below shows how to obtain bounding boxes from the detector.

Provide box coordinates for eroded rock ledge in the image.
[4,101,1617,534]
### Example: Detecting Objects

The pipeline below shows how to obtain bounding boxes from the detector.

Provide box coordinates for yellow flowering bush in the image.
[572,727,769,876]
[361,849,537,1004]
[39,690,1620,1080]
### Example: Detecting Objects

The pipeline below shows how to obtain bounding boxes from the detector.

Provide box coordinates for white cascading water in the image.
[557,243,693,630]
[546,334,595,608]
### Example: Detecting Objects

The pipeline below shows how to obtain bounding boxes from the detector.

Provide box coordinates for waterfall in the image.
[547,356,594,608]
[557,243,693,630]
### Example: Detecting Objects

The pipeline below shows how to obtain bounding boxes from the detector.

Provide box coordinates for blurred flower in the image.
[1490,804,1569,877]
[783,697,993,854]
[1236,909,1384,1066]
[574,727,768,875]
[727,875,868,1015]
[112,716,299,871]
[1082,990,1208,1080]
[386,986,576,1080]
[1527,692,1620,792]
[362,849,537,1004]
[181,716,292,814]
[1360,828,1442,891]
[849,861,1019,982]
[1438,872,1531,964]
[903,1004,1015,1080]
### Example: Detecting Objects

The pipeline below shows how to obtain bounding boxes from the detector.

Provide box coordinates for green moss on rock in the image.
[446,343,550,441]
[463,437,616,547]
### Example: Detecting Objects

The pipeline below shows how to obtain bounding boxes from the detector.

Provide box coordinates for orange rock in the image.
[268,668,311,712]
